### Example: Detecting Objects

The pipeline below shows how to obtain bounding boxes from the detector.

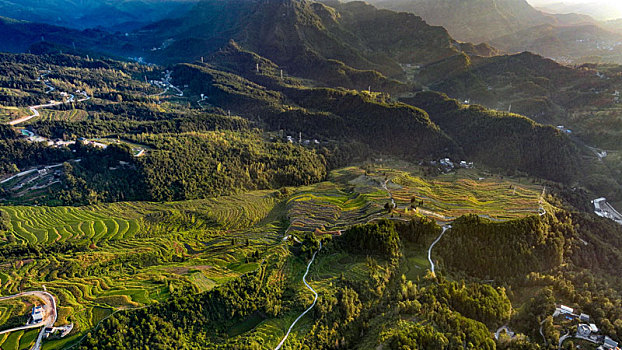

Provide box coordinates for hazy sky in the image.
[526,0,622,20]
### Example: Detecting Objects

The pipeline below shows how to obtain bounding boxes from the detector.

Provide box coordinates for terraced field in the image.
[390,173,546,221]
[0,190,287,349]
[0,105,29,124]
[1,190,280,245]
[0,328,39,350]
[286,164,551,233]
[0,296,38,332]
[36,109,88,122]
[287,182,384,233]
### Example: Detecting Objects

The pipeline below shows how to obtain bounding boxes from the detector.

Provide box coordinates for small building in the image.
[603,336,618,349]
[440,158,454,168]
[589,323,599,333]
[580,313,591,322]
[31,306,44,323]
[459,161,474,169]
[578,324,592,337]
[560,305,574,314]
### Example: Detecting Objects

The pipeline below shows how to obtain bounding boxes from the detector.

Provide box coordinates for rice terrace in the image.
[0,161,551,349]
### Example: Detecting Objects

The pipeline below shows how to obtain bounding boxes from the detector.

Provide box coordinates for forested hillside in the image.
[404,91,580,182]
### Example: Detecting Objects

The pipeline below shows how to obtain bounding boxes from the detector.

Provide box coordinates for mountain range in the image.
[0,0,198,32]
[368,0,622,64]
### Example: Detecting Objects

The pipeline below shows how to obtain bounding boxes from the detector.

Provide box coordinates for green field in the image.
[0,328,39,350]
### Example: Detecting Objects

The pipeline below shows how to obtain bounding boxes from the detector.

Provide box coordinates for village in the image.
[556,304,620,350]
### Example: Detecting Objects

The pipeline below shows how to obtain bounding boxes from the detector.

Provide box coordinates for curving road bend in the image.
[0,291,57,350]
[428,225,450,276]
[8,72,90,126]
[274,242,322,350]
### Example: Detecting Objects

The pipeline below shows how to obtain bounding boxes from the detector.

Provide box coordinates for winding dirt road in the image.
[274,242,322,350]
[428,225,450,276]
[8,71,90,126]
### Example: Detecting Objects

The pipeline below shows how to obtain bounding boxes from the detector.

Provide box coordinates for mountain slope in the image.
[136,0,459,78]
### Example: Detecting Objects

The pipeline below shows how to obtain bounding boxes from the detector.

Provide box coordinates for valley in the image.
[0,0,620,349]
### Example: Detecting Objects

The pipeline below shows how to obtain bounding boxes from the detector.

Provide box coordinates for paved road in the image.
[0,291,57,349]
[539,319,548,347]
[9,94,89,126]
[274,242,322,350]
[428,225,450,276]
[0,322,44,335]
[0,169,38,184]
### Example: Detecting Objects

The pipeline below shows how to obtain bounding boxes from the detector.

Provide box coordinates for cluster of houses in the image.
[25,305,73,339]
[556,305,619,350]
[20,129,108,149]
[431,158,474,172]
[285,134,320,146]
[21,129,147,157]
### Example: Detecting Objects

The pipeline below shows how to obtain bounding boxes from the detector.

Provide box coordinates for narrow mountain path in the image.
[428,225,450,276]
[274,242,322,350]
